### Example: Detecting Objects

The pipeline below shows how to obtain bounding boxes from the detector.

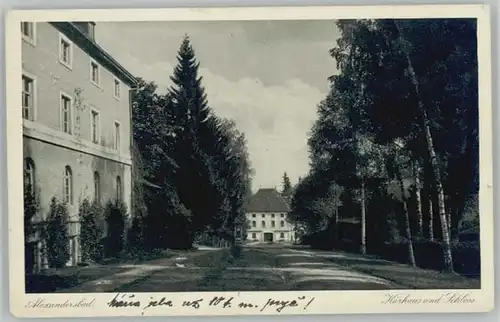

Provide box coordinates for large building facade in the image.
[21,21,137,272]
[245,188,295,243]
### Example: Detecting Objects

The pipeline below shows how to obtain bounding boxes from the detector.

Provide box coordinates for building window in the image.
[22,75,34,120]
[59,33,72,68]
[24,158,35,194]
[252,233,256,239]
[281,214,285,218]
[90,109,100,144]
[60,93,72,134]
[252,214,256,218]
[281,220,285,227]
[262,214,265,218]
[90,60,100,85]
[21,22,35,44]
[114,78,121,99]
[280,232,284,239]
[93,171,100,203]
[271,221,275,228]
[261,221,266,228]
[252,221,256,228]
[63,166,73,205]
[116,176,122,201]
[271,213,275,218]
[114,121,121,150]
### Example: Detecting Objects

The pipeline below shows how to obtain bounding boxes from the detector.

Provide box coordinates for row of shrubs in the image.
[25,194,128,271]
[372,240,480,278]
[301,226,480,278]
[194,232,235,248]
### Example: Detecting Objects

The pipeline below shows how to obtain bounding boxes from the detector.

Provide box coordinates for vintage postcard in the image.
[6,4,493,318]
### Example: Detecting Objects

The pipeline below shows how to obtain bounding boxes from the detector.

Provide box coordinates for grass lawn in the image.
[26,248,189,293]
[116,246,292,292]
[26,265,130,293]
[318,250,481,289]
[97,248,183,265]
[348,264,480,289]
[114,248,233,292]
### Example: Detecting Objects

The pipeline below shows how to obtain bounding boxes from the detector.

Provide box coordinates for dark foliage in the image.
[292,19,479,276]
[43,197,70,268]
[104,200,127,258]
[79,198,104,262]
[24,182,40,274]
[131,36,253,251]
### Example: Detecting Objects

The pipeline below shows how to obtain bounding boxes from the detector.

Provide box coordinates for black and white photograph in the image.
[7,5,493,317]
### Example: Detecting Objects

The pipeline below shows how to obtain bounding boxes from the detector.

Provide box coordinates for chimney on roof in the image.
[73,21,96,41]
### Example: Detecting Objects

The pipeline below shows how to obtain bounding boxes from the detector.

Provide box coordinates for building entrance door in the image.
[263,232,273,243]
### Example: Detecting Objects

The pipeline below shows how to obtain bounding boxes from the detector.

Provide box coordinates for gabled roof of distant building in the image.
[245,188,291,213]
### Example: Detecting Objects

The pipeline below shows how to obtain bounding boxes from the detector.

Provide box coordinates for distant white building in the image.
[245,188,295,243]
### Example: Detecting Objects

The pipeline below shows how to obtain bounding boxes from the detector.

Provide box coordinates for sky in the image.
[96,20,340,191]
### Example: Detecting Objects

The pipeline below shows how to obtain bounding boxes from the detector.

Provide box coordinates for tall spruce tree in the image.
[169,35,210,132]
[168,36,218,235]
[132,37,253,249]
[282,172,293,196]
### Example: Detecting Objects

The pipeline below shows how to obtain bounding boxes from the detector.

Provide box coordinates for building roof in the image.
[50,22,137,88]
[245,188,291,213]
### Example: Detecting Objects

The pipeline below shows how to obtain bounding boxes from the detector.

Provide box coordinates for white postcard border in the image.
[6,4,494,317]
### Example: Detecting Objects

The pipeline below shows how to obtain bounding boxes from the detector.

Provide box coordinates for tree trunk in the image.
[413,161,424,237]
[393,20,453,272]
[360,179,367,255]
[418,89,453,272]
[447,211,452,239]
[333,193,339,246]
[396,163,416,267]
[403,200,417,267]
[334,206,339,245]
[428,198,434,241]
